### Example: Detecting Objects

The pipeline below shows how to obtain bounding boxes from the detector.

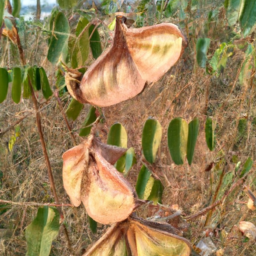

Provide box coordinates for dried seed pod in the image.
[83,215,191,256]
[81,151,136,224]
[239,221,256,240]
[66,16,187,107]
[62,135,136,224]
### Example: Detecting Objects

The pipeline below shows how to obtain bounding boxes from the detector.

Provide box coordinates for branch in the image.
[185,178,244,221]
[0,199,73,207]
[54,91,77,146]
[28,78,60,205]
[0,114,30,138]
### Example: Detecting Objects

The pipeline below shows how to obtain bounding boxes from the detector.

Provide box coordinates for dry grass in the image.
[1,1,256,256]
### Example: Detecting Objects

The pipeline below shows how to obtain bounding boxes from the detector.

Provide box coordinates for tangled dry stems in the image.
[1,3,256,255]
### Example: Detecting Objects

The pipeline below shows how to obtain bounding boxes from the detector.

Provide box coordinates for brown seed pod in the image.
[62,135,136,224]
[83,215,191,256]
[66,16,187,107]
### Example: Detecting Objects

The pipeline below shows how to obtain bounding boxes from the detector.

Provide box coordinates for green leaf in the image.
[71,17,90,68]
[115,147,136,175]
[27,66,40,91]
[12,0,21,17]
[57,0,78,9]
[0,0,5,28]
[240,157,253,178]
[12,67,22,104]
[23,68,31,99]
[168,118,188,165]
[107,123,127,148]
[39,68,53,100]
[239,0,256,36]
[205,117,215,151]
[47,12,70,64]
[142,118,162,164]
[225,0,243,26]
[187,118,199,165]
[135,165,152,200]
[88,216,97,234]
[25,207,60,256]
[35,67,41,90]
[89,25,102,59]
[79,106,97,137]
[147,179,164,204]
[196,38,211,68]
[217,171,234,200]
[108,18,116,30]
[66,98,84,121]
[0,68,9,103]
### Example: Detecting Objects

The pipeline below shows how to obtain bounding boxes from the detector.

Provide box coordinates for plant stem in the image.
[54,92,77,146]
[0,199,73,207]
[186,178,244,221]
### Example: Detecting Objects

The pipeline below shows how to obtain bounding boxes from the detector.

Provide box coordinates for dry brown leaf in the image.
[66,15,187,107]
[62,135,136,224]
[2,26,18,44]
[83,215,191,256]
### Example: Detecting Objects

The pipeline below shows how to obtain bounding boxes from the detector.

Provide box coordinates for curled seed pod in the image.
[83,215,191,256]
[66,16,187,107]
[239,221,256,240]
[62,135,136,224]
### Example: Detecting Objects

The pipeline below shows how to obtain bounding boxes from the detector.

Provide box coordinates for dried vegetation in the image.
[0,1,256,255]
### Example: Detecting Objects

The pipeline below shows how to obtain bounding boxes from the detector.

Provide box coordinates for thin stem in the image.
[28,78,60,204]
[186,178,244,221]
[0,199,73,207]
[54,91,77,146]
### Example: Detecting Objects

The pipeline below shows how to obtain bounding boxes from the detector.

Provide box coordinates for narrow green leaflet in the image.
[196,38,211,68]
[107,123,127,171]
[57,0,78,9]
[217,171,234,200]
[66,98,84,121]
[240,157,253,178]
[35,67,41,90]
[108,18,116,30]
[88,216,97,234]
[224,0,243,26]
[71,17,90,68]
[115,147,136,175]
[23,69,31,99]
[239,0,256,36]
[89,25,102,59]
[39,68,53,100]
[28,66,40,91]
[147,179,164,204]
[135,165,152,199]
[205,117,215,151]
[107,123,127,148]
[142,118,162,164]
[12,0,21,17]
[47,12,70,64]
[0,0,4,28]
[12,67,22,104]
[168,118,188,165]
[79,106,97,137]
[25,207,60,256]
[0,68,9,103]
[187,118,199,165]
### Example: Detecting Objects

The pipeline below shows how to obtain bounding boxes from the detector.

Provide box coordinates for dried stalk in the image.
[54,91,77,146]
[0,199,72,207]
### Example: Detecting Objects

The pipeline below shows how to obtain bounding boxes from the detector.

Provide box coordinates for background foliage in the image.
[1,0,256,255]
